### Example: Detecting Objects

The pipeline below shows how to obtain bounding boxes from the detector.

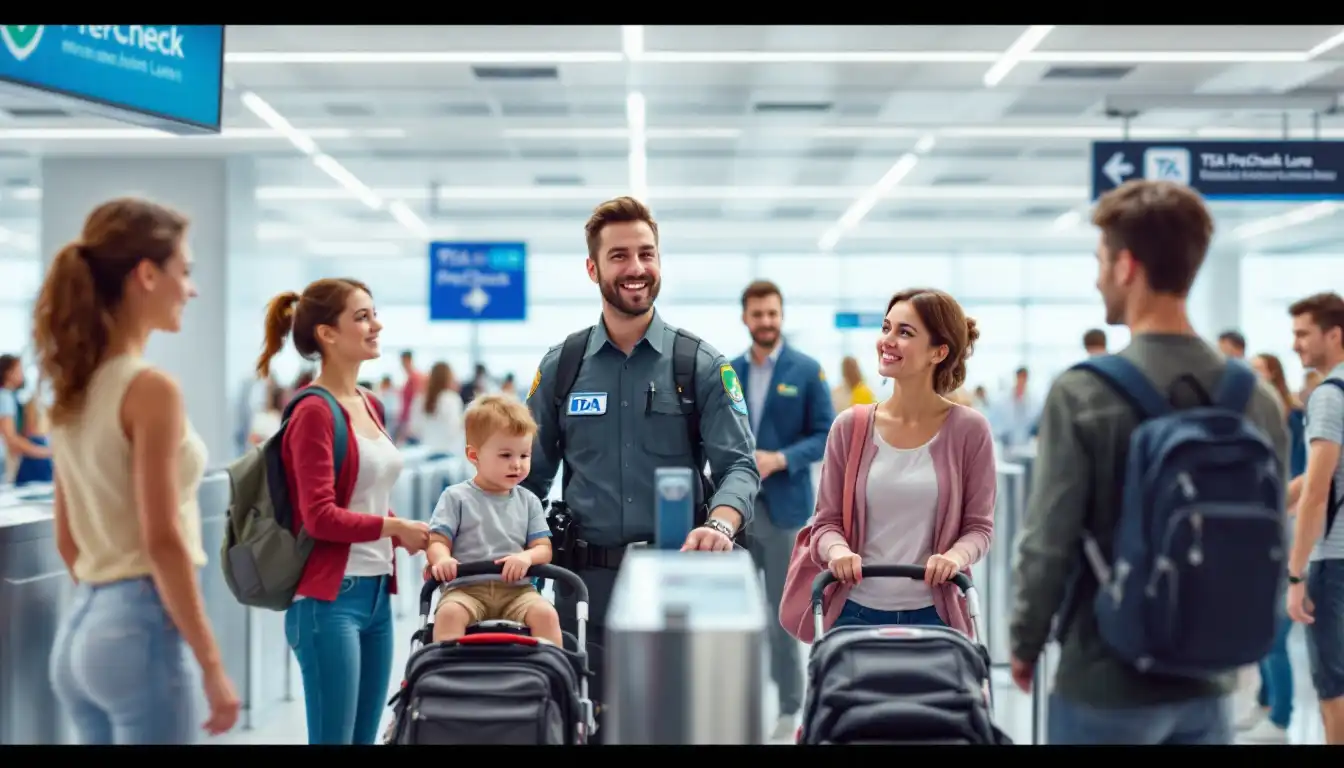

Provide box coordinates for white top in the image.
[407,390,465,455]
[847,429,940,611]
[50,354,208,584]
[343,431,405,577]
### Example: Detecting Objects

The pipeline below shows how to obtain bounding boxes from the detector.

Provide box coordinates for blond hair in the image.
[464,393,537,448]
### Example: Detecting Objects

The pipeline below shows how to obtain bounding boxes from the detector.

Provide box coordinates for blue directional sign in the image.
[834,311,886,329]
[429,242,528,322]
[0,25,225,134]
[1091,140,1344,202]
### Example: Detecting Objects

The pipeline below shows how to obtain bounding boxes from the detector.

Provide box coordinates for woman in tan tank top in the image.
[32,198,240,744]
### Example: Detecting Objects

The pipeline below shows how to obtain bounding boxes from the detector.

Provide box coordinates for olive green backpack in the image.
[221,387,347,611]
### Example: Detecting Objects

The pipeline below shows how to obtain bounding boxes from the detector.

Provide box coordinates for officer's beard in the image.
[597,269,661,317]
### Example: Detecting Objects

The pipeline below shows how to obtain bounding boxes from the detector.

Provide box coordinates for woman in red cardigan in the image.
[256,278,430,745]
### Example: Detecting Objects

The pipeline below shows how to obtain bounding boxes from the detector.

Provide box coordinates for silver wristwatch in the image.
[703,518,735,539]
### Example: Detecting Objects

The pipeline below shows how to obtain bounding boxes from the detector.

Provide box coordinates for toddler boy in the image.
[426,393,562,646]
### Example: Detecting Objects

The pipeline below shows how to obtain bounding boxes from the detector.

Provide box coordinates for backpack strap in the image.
[1318,378,1344,536]
[283,386,349,481]
[1212,359,1258,413]
[672,328,715,523]
[551,327,594,496]
[1071,354,1171,420]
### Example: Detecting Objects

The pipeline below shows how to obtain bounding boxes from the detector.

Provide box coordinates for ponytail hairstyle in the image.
[255,278,373,379]
[32,198,188,426]
[886,288,980,395]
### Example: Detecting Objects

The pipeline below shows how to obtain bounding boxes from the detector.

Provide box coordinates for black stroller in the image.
[384,561,595,745]
[799,564,1011,745]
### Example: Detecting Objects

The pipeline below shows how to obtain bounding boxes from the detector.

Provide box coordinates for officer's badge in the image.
[528,369,541,400]
[720,364,748,416]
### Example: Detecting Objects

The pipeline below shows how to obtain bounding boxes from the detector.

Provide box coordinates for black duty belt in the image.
[575,539,650,570]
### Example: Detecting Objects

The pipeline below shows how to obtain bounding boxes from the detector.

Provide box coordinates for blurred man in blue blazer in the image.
[731,280,836,739]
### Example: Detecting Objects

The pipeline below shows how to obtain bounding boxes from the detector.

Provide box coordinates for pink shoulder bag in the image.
[778,404,874,643]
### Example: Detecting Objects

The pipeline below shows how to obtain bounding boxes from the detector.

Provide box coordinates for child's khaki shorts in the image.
[437,580,548,624]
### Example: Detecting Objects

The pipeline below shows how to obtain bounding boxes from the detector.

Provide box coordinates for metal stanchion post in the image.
[1031,643,1052,745]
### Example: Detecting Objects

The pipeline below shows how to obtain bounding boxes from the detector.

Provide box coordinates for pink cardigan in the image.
[808,404,997,637]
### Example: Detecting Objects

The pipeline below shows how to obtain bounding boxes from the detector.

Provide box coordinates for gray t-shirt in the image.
[429,479,550,586]
[1306,363,1344,562]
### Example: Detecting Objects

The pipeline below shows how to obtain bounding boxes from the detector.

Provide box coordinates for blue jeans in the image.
[1256,613,1294,728]
[831,601,946,629]
[1305,558,1344,701]
[49,577,196,744]
[285,575,395,745]
[1048,693,1232,744]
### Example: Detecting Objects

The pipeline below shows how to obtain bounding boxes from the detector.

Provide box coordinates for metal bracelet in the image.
[702,518,735,539]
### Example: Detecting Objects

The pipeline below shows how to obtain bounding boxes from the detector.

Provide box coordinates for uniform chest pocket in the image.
[643,392,693,457]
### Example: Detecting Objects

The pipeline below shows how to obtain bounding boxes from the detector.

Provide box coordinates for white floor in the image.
[207,610,1326,745]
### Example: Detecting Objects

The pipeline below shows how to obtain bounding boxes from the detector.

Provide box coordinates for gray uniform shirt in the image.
[429,480,550,586]
[1009,334,1289,708]
[521,310,760,547]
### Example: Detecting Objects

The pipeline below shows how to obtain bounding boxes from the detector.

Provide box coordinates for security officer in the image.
[522,196,760,742]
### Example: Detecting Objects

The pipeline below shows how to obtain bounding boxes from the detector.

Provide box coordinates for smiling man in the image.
[521,195,760,742]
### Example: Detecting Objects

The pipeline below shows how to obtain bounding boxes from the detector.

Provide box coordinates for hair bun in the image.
[964,316,981,347]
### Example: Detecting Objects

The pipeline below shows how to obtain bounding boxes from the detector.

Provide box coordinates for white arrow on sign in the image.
[462,285,491,314]
[1103,152,1135,187]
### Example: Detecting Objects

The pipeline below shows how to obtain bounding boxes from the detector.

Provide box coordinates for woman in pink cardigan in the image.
[809,288,997,636]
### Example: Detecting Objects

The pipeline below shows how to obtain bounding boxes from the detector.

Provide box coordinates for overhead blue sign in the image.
[0,25,224,134]
[1091,140,1344,202]
[834,311,885,330]
[429,242,528,322]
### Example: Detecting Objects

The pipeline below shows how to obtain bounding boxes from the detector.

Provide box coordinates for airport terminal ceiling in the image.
[0,24,1342,388]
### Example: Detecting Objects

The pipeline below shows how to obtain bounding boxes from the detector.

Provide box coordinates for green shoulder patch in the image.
[720,364,747,416]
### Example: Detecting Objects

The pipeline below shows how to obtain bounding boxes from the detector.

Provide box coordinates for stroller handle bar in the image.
[810,564,973,606]
[419,561,590,616]
[810,564,984,647]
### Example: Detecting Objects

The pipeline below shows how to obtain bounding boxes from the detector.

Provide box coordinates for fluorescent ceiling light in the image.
[223,49,1315,66]
[984,25,1056,88]
[258,219,1097,244]
[1233,202,1341,239]
[819,146,924,251]
[622,26,644,59]
[305,240,406,258]
[387,200,429,239]
[225,51,623,64]
[1051,209,1085,231]
[627,91,648,202]
[505,124,1344,143]
[253,184,1087,203]
[312,153,383,210]
[238,90,434,235]
[502,127,742,140]
[1306,28,1344,59]
[241,91,318,155]
[0,127,405,141]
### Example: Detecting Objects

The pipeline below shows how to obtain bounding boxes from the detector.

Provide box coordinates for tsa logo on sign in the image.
[1144,147,1192,186]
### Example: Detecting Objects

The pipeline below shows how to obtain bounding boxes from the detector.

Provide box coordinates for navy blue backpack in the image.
[1071,355,1285,679]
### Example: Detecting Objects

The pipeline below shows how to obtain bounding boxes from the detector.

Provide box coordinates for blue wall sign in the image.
[0,25,224,134]
[1091,140,1344,202]
[429,242,528,322]
[834,311,885,330]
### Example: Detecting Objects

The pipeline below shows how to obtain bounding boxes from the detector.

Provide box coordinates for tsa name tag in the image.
[567,392,608,416]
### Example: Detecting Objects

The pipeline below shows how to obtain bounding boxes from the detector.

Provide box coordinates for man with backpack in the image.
[1008,179,1290,745]
[1285,291,1344,744]
[521,196,760,742]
